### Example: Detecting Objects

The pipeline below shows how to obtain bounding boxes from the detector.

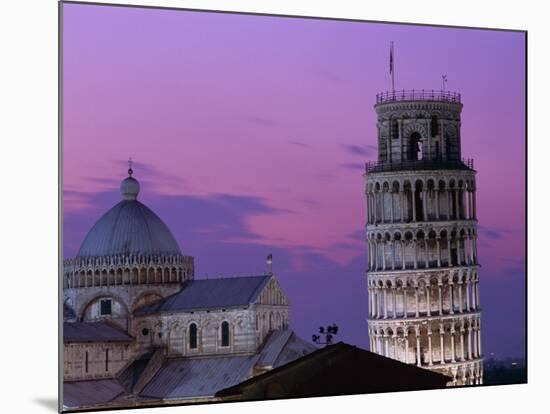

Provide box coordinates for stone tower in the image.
[365,90,483,385]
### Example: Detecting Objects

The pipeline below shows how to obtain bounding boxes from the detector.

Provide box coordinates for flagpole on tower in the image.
[390,41,395,93]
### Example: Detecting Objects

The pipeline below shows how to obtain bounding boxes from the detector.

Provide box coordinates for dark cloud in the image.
[347,229,365,241]
[288,140,310,148]
[478,224,504,240]
[301,198,321,207]
[339,162,365,171]
[246,116,278,127]
[341,144,376,157]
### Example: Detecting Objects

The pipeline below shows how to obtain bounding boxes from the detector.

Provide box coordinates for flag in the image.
[389,41,394,74]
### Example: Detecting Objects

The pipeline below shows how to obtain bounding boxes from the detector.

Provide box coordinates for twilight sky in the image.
[62,3,526,358]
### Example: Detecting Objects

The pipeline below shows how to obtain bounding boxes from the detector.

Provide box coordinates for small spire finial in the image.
[128,157,134,176]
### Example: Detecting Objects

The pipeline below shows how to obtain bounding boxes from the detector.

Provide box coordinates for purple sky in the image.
[62,3,526,358]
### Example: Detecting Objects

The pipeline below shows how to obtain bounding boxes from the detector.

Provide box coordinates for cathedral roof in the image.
[139,354,260,400]
[134,275,271,314]
[257,330,317,369]
[76,170,182,258]
[63,322,134,343]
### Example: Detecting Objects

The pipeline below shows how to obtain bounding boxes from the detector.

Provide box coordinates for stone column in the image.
[450,327,456,363]
[422,190,428,221]
[390,190,394,223]
[369,331,375,351]
[415,285,420,317]
[384,335,390,357]
[398,119,404,160]
[467,325,472,360]
[460,327,466,361]
[454,189,460,220]
[413,240,418,269]
[449,281,454,314]
[393,288,397,319]
[438,283,443,315]
[374,241,378,271]
[439,325,445,363]
[412,189,417,222]
[458,280,463,313]
[383,288,388,319]
[435,188,440,220]
[477,320,482,357]
[424,240,429,268]
[465,277,471,311]
[405,334,410,364]
[467,235,473,264]
[436,238,441,267]
[368,288,373,317]
[368,240,373,270]
[447,191,452,220]
[468,188,473,220]
[456,237,462,266]
[403,286,408,317]
[391,241,396,270]
[447,238,453,267]
[373,192,378,223]
[382,242,386,270]
[473,325,478,358]
[393,333,398,359]
[428,327,434,366]
[400,190,405,222]
[401,240,406,269]
[415,326,422,367]
[426,284,431,316]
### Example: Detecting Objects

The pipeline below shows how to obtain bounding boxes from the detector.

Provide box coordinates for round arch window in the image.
[141,328,149,336]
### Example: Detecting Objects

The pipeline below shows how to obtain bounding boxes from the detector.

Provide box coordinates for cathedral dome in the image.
[76,170,182,258]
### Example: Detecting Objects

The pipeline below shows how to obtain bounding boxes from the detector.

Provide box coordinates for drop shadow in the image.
[34,397,58,412]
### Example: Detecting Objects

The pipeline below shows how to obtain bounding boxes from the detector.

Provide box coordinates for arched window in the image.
[221,321,230,347]
[391,118,398,139]
[410,132,423,161]
[431,116,439,137]
[189,323,198,349]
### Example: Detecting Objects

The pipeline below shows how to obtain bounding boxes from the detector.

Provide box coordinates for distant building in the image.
[365,90,483,385]
[62,169,316,410]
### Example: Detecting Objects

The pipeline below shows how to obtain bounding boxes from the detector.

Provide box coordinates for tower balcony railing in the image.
[365,158,474,174]
[375,89,461,105]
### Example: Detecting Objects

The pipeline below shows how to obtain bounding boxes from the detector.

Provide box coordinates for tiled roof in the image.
[63,379,129,409]
[63,322,134,343]
[257,329,318,368]
[135,275,271,314]
[139,354,260,399]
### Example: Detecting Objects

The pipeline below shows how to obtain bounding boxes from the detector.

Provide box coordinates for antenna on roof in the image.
[389,41,395,92]
[267,254,273,275]
[128,157,134,176]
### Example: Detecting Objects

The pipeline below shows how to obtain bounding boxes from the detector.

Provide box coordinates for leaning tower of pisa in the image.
[365,90,483,386]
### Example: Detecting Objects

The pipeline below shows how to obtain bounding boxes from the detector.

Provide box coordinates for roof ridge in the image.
[247,274,272,303]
